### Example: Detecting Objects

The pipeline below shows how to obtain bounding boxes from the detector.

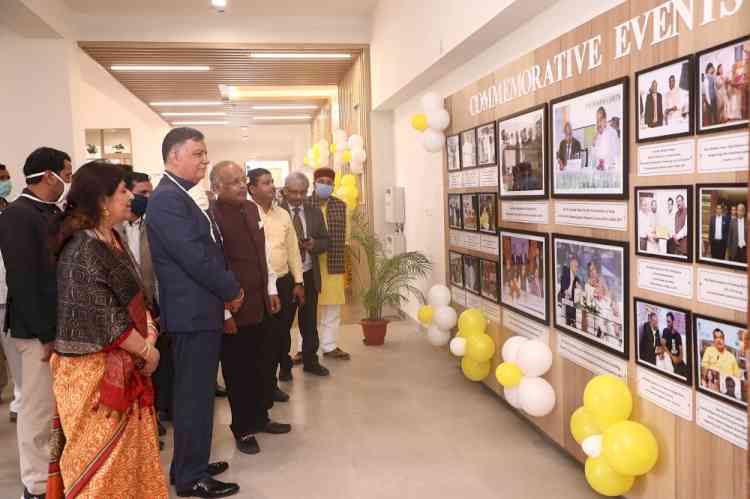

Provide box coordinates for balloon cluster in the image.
[494,336,556,417]
[418,284,458,347]
[444,308,494,382]
[333,173,360,210]
[331,129,367,174]
[303,138,331,169]
[411,92,451,153]
[571,375,659,497]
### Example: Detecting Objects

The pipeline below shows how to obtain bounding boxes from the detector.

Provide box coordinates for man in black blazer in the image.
[644,80,664,127]
[708,203,730,260]
[557,256,580,327]
[557,122,581,170]
[147,128,244,498]
[639,312,661,365]
[280,171,330,375]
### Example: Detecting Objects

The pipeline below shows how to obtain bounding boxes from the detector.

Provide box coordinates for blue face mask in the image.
[0,180,11,198]
[315,182,333,199]
[131,194,148,217]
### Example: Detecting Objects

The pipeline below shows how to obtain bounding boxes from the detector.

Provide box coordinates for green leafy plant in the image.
[350,210,432,321]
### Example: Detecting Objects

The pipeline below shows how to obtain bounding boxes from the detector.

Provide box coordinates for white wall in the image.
[378,0,624,321]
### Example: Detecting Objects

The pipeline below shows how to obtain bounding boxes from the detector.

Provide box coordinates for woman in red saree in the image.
[48,162,168,499]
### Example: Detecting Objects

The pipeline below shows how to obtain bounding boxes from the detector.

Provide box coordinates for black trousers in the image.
[153,332,174,416]
[221,318,275,438]
[711,240,726,259]
[273,273,296,383]
[299,270,320,367]
[170,330,222,490]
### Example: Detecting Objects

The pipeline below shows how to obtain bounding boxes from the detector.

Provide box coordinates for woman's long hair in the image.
[52,161,126,255]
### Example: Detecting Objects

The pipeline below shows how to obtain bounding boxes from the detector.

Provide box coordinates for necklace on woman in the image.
[94,227,116,247]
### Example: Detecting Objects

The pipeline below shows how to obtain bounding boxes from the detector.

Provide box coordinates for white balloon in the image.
[426,109,450,131]
[350,160,364,174]
[501,336,529,363]
[504,386,522,409]
[351,149,367,163]
[427,325,451,347]
[518,377,556,417]
[348,134,364,150]
[433,306,457,330]
[421,92,443,111]
[422,129,445,153]
[516,340,553,377]
[427,284,451,307]
[449,337,466,357]
[581,435,603,459]
[333,129,348,145]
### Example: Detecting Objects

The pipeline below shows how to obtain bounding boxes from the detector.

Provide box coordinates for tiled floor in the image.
[0,320,600,499]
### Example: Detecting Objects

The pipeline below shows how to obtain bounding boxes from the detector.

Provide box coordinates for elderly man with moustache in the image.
[147,128,244,498]
[210,162,291,456]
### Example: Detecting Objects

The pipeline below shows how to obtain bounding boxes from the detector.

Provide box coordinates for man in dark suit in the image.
[147,128,244,498]
[728,203,747,263]
[708,203,730,260]
[281,171,331,376]
[639,312,661,365]
[557,256,580,327]
[644,80,664,127]
[557,122,581,170]
[210,161,290,456]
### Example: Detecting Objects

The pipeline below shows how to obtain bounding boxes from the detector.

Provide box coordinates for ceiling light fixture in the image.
[161,112,226,117]
[251,105,318,110]
[253,116,311,120]
[249,53,351,59]
[211,0,226,12]
[171,121,228,125]
[111,65,210,71]
[150,101,223,106]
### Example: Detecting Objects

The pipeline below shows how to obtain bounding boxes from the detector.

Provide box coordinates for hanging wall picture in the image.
[448,194,463,230]
[480,259,499,303]
[478,193,497,234]
[449,251,465,288]
[460,128,478,168]
[550,77,629,198]
[476,121,497,166]
[694,314,748,408]
[447,134,461,171]
[634,298,693,385]
[500,229,549,324]
[498,104,547,199]
[463,255,481,295]
[635,186,693,262]
[696,183,748,270]
[461,193,479,231]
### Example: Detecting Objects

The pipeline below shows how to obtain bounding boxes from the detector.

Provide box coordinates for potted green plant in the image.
[351,211,432,345]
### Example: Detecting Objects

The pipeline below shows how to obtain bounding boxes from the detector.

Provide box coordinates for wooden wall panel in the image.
[442,1,750,498]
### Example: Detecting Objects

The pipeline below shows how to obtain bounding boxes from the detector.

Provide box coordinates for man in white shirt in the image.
[709,203,729,260]
[662,197,677,254]
[729,203,747,263]
[638,196,652,252]
[664,75,687,125]
[592,106,620,171]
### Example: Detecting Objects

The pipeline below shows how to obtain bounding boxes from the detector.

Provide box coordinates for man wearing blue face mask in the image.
[0,164,12,210]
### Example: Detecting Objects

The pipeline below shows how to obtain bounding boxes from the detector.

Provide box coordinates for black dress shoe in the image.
[171,461,230,484]
[279,369,293,382]
[176,477,239,498]
[272,387,290,402]
[236,434,260,455]
[303,364,330,376]
[259,420,292,434]
[215,385,228,398]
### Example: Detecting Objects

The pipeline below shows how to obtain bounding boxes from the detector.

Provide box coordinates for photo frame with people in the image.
[460,128,478,169]
[552,234,629,358]
[497,104,548,199]
[550,77,629,199]
[696,35,750,135]
[693,314,748,409]
[476,121,497,167]
[461,193,479,232]
[500,229,550,324]
[634,297,693,386]
[634,186,693,263]
[463,254,481,295]
[695,183,748,271]
[447,134,461,172]
[479,259,499,303]
[478,193,497,234]
[448,194,463,230]
[449,251,464,288]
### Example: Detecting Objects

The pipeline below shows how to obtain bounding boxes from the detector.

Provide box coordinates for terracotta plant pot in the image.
[360,319,389,346]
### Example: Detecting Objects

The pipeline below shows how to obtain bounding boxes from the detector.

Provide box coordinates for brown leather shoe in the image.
[323,347,350,360]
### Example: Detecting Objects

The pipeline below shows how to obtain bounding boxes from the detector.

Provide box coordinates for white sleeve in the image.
[266,239,278,296]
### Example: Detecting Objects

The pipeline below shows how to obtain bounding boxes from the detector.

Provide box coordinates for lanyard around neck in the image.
[163,172,217,244]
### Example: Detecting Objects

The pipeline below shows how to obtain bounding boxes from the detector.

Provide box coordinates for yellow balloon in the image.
[457,308,486,336]
[570,407,601,445]
[411,113,429,131]
[341,174,357,187]
[313,148,321,160]
[461,357,490,382]
[312,144,320,154]
[465,334,495,363]
[602,421,659,476]
[585,456,635,497]
[303,156,309,166]
[583,375,632,432]
[330,143,337,153]
[417,305,434,325]
[334,172,342,190]
[495,362,523,387]
[341,193,358,209]
[342,150,353,163]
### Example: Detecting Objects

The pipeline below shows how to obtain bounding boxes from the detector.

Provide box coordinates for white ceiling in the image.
[64,0,379,17]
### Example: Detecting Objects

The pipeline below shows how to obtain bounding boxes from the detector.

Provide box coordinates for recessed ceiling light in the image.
[161,112,227,117]
[249,53,351,59]
[111,65,210,71]
[171,121,228,125]
[211,0,226,9]
[251,105,318,110]
[253,116,311,120]
[150,101,223,106]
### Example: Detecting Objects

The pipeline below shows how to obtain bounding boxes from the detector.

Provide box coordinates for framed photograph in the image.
[694,314,748,408]
[552,234,629,358]
[476,121,497,166]
[463,255,481,295]
[634,298,693,385]
[449,251,464,288]
[480,259,499,303]
[461,193,479,231]
[460,128,478,169]
[635,186,693,262]
[498,104,548,199]
[550,77,629,199]
[447,134,461,172]
[696,36,750,134]
[696,183,747,270]
[500,229,549,324]
[478,193,497,234]
[635,56,695,143]
[448,194,463,230]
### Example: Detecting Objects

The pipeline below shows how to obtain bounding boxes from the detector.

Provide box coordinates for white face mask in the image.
[25,170,70,205]
[188,184,210,211]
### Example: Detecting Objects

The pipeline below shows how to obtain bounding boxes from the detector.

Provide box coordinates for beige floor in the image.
[0,321,601,499]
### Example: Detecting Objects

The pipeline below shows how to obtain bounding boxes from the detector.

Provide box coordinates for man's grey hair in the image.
[285,171,310,189]
[209,160,240,190]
